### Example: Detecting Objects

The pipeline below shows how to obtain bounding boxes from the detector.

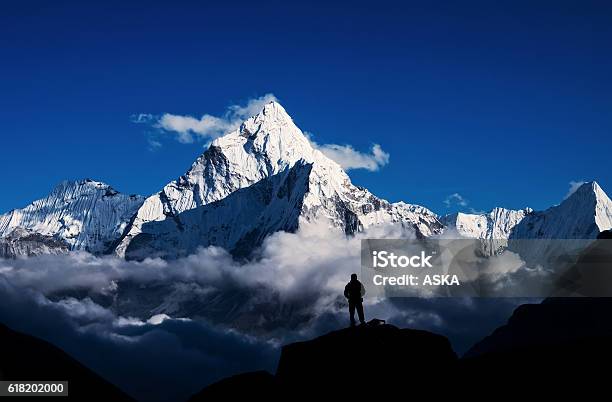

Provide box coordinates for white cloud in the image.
[305,132,390,172]
[130,113,154,124]
[0,277,276,402]
[147,138,162,151]
[0,220,409,303]
[565,180,586,199]
[136,96,390,171]
[444,193,468,208]
[315,143,390,171]
[155,94,278,143]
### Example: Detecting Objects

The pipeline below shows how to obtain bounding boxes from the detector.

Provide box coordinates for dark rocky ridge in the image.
[465,298,612,357]
[190,322,459,399]
[465,233,612,356]
[192,299,612,400]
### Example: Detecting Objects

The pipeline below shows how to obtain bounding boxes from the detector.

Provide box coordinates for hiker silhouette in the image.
[344,273,366,326]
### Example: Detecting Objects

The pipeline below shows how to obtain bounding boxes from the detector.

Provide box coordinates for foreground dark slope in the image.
[189,322,458,399]
[467,231,612,355]
[3,297,611,401]
[0,323,134,401]
[192,312,611,399]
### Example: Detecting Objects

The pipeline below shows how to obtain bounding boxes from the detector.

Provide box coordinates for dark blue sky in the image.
[1,0,611,215]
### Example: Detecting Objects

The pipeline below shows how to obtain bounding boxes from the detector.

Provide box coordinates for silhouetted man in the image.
[344,273,366,326]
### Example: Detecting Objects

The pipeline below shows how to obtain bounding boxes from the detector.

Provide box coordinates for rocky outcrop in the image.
[190,322,457,399]
[0,227,69,258]
[276,322,457,386]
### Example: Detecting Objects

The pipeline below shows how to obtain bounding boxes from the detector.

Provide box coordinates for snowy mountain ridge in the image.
[0,179,144,255]
[442,181,612,241]
[441,207,533,240]
[1,102,611,259]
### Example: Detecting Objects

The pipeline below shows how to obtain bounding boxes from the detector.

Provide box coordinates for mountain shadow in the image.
[125,161,314,260]
[0,322,133,401]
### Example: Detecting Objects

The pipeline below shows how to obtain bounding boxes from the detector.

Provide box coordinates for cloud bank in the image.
[0,221,546,400]
[0,277,277,402]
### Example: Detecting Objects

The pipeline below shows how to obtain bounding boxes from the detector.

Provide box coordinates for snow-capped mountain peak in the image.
[572,181,612,231]
[0,179,145,254]
[115,101,442,258]
[443,181,612,242]
[441,207,533,240]
[510,181,612,239]
[203,100,318,183]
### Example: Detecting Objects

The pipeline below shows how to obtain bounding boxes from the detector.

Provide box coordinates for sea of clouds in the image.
[0,221,535,401]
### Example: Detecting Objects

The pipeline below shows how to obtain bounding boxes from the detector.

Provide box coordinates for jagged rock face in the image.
[117,102,443,258]
[0,228,69,258]
[0,180,145,254]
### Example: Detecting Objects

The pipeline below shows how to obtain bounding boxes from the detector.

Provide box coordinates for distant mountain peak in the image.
[506,180,612,240]
[559,181,610,211]
[0,179,145,255]
[442,179,612,242]
[569,180,608,203]
[441,207,531,240]
[49,179,124,198]
[568,180,594,197]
